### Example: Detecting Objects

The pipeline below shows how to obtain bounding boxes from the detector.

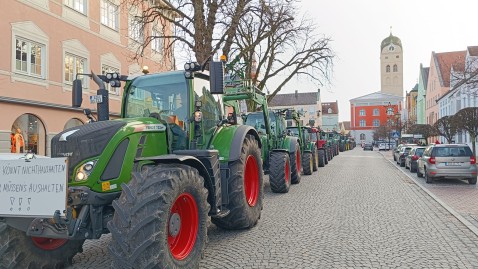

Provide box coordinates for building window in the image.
[129,16,143,42]
[373,119,379,127]
[393,64,398,72]
[15,38,45,78]
[65,0,86,14]
[360,133,366,140]
[359,109,365,116]
[328,108,332,114]
[102,64,120,95]
[101,0,119,30]
[373,108,379,116]
[386,65,390,73]
[64,53,86,85]
[151,26,163,52]
[359,120,366,127]
[396,55,399,58]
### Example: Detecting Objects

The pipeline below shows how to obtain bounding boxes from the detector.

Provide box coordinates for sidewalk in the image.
[379,149,478,235]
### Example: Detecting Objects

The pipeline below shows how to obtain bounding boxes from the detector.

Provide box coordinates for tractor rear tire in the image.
[269,152,291,193]
[108,164,209,269]
[318,149,325,167]
[290,143,302,184]
[212,135,264,229]
[303,152,313,175]
[312,147,318,172]
[0,222,84,269]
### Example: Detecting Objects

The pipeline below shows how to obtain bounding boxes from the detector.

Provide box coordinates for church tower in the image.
[380,30,403,97]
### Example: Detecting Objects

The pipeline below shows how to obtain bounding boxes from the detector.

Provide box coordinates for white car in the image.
[378,143,389,151]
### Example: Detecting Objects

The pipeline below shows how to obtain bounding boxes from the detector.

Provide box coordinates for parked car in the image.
[417,144,477,184]
[378,142,392,151]
[363,143,373,151]
[397,146,414,167]
[393,144,417,162]
[405,146,426,172]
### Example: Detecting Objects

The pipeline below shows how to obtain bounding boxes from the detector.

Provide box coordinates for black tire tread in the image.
[318,150,325,167]
[290,143,301,184]
[269,152,291,193]
[0,222,84,269]
[108,164,209,269]
[211,135,264,230]
[303,152,313,175]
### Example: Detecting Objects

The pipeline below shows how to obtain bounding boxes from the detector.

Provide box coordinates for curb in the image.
[380,151,478,237]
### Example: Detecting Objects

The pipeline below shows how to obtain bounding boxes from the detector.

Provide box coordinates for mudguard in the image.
[210,125,261,163]
[282,136,299,154]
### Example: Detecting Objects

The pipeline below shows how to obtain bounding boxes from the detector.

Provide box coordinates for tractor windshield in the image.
[245,112,267,134]
[123,71,189,124]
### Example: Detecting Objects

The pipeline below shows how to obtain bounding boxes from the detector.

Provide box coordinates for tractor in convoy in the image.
[0,59,265,268]
[284,109,319,176]
[226,86,300,193]
[308,127,328,167]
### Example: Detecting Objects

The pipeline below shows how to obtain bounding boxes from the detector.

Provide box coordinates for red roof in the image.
[468,46,478,57]
[434,51,466,87]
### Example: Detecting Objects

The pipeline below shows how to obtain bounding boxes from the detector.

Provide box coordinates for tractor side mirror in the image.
[72,79,83,107]
[210,61,224,94]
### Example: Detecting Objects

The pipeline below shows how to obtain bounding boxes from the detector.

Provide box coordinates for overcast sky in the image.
[279,0,478,122]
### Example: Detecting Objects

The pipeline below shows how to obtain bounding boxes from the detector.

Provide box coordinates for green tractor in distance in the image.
[285,109,318,176]
[0,60,265,269]
[224,82,299,193]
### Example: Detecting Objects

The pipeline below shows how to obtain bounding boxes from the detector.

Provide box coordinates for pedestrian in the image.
[14,128,25,153]
[10,132,15,153]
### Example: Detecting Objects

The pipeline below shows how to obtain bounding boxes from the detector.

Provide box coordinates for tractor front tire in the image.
[303,152,313,175]
[312,147,318,172]
[0,222,84,269]
[318,149,325,167]
[290,143,302,184]
[212,135,264,229]
[108,164,209,269]
[269,152,291,193]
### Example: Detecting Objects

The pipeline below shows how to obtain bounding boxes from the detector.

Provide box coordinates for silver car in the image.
[404,146,426,172]
[417,144,477,184]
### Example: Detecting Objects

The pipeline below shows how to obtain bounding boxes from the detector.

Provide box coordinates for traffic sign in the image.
[392,132,400,139]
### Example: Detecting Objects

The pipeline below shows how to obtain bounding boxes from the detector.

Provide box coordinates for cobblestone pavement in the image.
[69,148,478,268]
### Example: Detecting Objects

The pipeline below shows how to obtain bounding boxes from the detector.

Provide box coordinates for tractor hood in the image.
[51,121,127,177]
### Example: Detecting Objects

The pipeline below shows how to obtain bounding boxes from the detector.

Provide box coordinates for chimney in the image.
[295,90,298,98]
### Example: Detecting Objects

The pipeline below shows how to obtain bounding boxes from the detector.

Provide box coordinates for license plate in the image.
[445,162,461,166]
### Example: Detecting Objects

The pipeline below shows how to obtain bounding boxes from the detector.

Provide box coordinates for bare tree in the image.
[407,124,438,143]
[373,124,390,141]
[433,115,459,143]
[450,49,478,96]
[228,0,334,102]
[122,0,250,65]
[455,107,478,156]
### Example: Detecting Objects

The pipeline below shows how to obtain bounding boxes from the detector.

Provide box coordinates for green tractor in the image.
[223,82,299,193]
[285,110,318,176]
[0,60,265,268]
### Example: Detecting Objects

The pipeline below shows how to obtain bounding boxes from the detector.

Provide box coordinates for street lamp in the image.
[395,112,401,146]
[384,102,394,150]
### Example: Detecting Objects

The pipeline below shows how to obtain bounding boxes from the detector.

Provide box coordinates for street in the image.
[69,147,478,268]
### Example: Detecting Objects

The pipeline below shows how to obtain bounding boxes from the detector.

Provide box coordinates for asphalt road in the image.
[69,148,478,268]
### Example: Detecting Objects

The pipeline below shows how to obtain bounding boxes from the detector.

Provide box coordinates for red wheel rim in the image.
[31,237,68,250]
[285,159,290,184]
[244,155,259,207]
[296,150,301,172]
[168,193,198,260]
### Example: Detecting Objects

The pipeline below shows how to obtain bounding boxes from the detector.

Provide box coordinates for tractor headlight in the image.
[75,160,97,182]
